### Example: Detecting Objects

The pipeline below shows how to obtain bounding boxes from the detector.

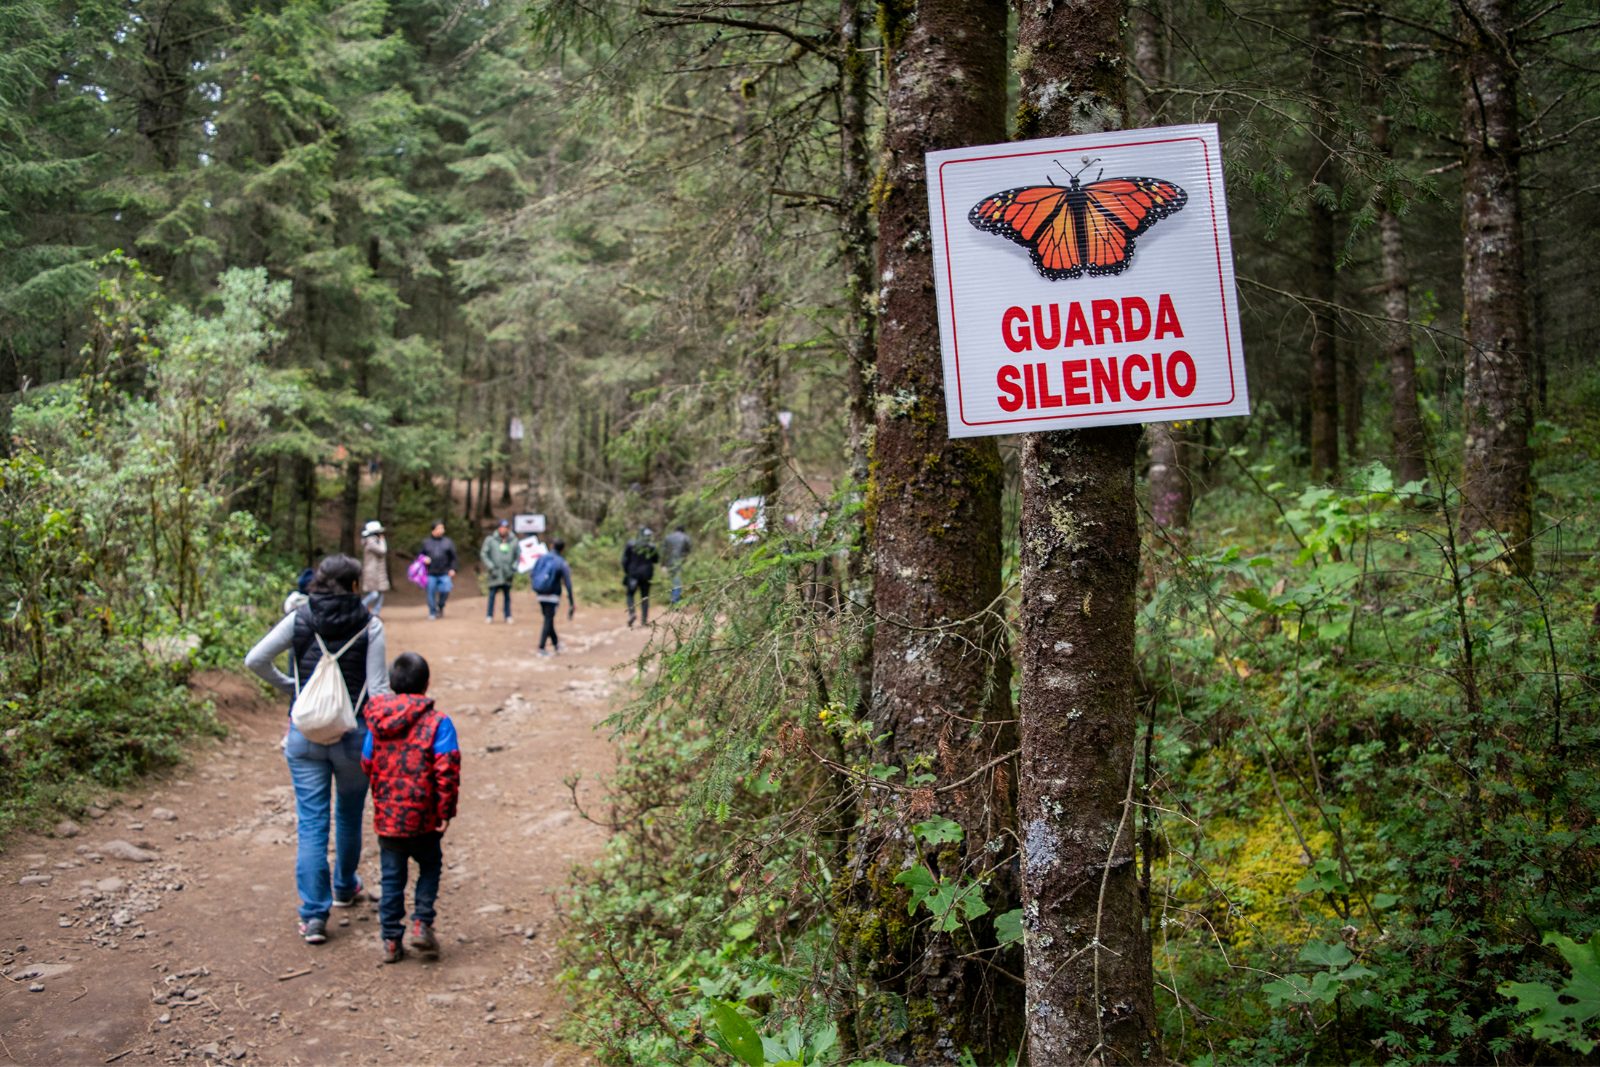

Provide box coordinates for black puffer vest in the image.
[292,594,372,715]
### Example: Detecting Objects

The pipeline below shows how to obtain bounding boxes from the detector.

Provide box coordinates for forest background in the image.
[1,0,1598,1063]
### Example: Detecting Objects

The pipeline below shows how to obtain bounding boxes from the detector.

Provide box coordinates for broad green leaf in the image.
[709,1001,765,1067]
[894,865,938,915]
[1299,940,1354,968]
[995,908,1025,946]
[912,815,964,845]
[1500,932,1600,1054]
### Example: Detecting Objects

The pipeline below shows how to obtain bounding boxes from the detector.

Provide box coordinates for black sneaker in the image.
[298,917,327,944]
[407,920,439,957]
[382,938,405,964]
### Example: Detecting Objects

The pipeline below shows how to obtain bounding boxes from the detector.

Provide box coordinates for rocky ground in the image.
[0,588,649,1065]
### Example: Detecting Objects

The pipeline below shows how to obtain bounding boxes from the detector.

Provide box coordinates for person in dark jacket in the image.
[246,555,390,945]
[361,653,460,963]
[479,519,518,624]
[531,539,575,656]
[419,521,458,620]
[621,526,660,627]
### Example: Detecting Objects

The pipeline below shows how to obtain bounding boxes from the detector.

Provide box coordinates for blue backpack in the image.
[531,552,563,595]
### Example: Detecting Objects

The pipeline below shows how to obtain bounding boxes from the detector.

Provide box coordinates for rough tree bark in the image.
[1307,0,1340,483]
[844,0,1020,1060]
[1457,0,1533,565]
[1370,8,1427,487]
[1012,0,1158,1061]
[1133,3,1194,534]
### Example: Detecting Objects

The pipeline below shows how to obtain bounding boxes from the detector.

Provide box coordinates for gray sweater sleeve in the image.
[366,617,391,695]
[244,613,298,696]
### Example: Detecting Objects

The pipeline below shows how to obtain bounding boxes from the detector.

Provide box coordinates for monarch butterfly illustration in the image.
[968,159,1187,280]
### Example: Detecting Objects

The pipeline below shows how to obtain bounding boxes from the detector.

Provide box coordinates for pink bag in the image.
[408,555,429,588]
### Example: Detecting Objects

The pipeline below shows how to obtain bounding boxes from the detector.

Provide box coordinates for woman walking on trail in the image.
[420,521,458,620]
[360,521,389,616]
[245,555,390,945]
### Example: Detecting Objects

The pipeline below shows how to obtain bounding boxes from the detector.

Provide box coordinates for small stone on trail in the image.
[158,1013,172,1024]
[475,903,505,915]
[425,993,458,1007]
[183,988,200,1000]
[100,840,159,862]
[54,819,82,838]
[152,808,177,821]
[85,805,107,819]
[96,877,126,893]
[18,874,52,887]
[28,983,43,992]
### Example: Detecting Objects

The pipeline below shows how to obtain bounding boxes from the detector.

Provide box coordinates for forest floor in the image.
[0,585,650,1066]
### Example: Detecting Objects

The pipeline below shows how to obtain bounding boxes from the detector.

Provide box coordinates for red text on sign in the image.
[1000,294,1184,354]
[996,352,1197,412]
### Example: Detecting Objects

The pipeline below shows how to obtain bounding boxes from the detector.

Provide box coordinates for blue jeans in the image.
[361,590,384,615]
[378,832,443,941]
[486,584,512,619]
[285,724,369,922]
[425,574,453,617]
[669,565,684,605]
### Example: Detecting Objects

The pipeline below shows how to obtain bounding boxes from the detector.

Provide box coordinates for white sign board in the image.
[515,535,546,574]
[926,123,1248,438]
[728,496,765,542]
[513,513,546,535]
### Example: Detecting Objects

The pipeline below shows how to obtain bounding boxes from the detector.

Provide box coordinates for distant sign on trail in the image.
[728,496,765,542]
[926,123,1249,438]
[513,513,546,535]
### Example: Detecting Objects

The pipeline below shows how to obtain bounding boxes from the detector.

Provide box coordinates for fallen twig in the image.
[276,967,312,982]
[103,1047,140,1064]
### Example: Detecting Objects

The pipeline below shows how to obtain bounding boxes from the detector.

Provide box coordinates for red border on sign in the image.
[938,134,1239,427]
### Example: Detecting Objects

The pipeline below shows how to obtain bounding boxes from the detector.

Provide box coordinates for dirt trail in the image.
[0,587,647,1066]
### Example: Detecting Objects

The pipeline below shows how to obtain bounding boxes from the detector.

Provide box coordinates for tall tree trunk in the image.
[844,1,1021,1060]
[1133,3,1194,533]
[1013,0,1158,1061]
[1307,0,1340,483]
[840,0,876,496]
[1458,0,1533,565]
[339,460,361,557]
[377,458,396,587]
[1369,11,1426,486]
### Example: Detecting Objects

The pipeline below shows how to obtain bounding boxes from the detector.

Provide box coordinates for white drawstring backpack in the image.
[290,630,366,744]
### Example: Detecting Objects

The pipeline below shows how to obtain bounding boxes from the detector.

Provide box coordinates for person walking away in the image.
[361,653,460,963]
[420,522,458,620]
[245,554,389,945]
[621,526,660,627]
[662,525,692,606]
[480,519,518,624]
[531,539,575,656]
[360,521,390,616]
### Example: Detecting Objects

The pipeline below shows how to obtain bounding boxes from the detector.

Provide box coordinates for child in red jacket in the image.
[361,652,461,963]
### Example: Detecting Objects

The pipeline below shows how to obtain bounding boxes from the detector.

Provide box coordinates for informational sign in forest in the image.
[513,513,546,534]
[925,123,1249,438]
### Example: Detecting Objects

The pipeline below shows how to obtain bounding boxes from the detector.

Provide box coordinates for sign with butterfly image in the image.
[925,123,1249,438]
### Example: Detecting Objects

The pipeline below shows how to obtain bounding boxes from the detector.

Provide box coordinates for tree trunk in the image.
[1013,0,1158,1060]
[377,458,396,587]
[1457,0,1533,565]
[1307,0,1340,483]
[339,459,361,557]
[843,1,1021,1060]
[1133,3,1193,533]
[1369,12,1426,487]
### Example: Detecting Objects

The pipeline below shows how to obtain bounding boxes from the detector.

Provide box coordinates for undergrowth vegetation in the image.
[561,377,1600,1065]
[0,260,297,833]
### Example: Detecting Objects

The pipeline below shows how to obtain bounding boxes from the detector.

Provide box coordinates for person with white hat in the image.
[360,521,390,616]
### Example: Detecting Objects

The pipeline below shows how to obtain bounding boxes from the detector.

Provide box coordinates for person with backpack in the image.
[621,526,660,627]
[419,521,458,620]
[479,519,518,624]
[245,555,390,945]
[531,539,575,656]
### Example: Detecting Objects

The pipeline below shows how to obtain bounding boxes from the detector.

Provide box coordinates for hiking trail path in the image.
[1,587,649,1065]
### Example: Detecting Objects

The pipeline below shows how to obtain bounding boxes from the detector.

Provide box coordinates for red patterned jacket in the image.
[360,694,461,837]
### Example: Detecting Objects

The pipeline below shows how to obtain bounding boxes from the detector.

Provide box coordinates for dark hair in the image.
[307,554,361,595]
[551,538,566,553]
[391,652,430,694]
[431,520,445,530]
